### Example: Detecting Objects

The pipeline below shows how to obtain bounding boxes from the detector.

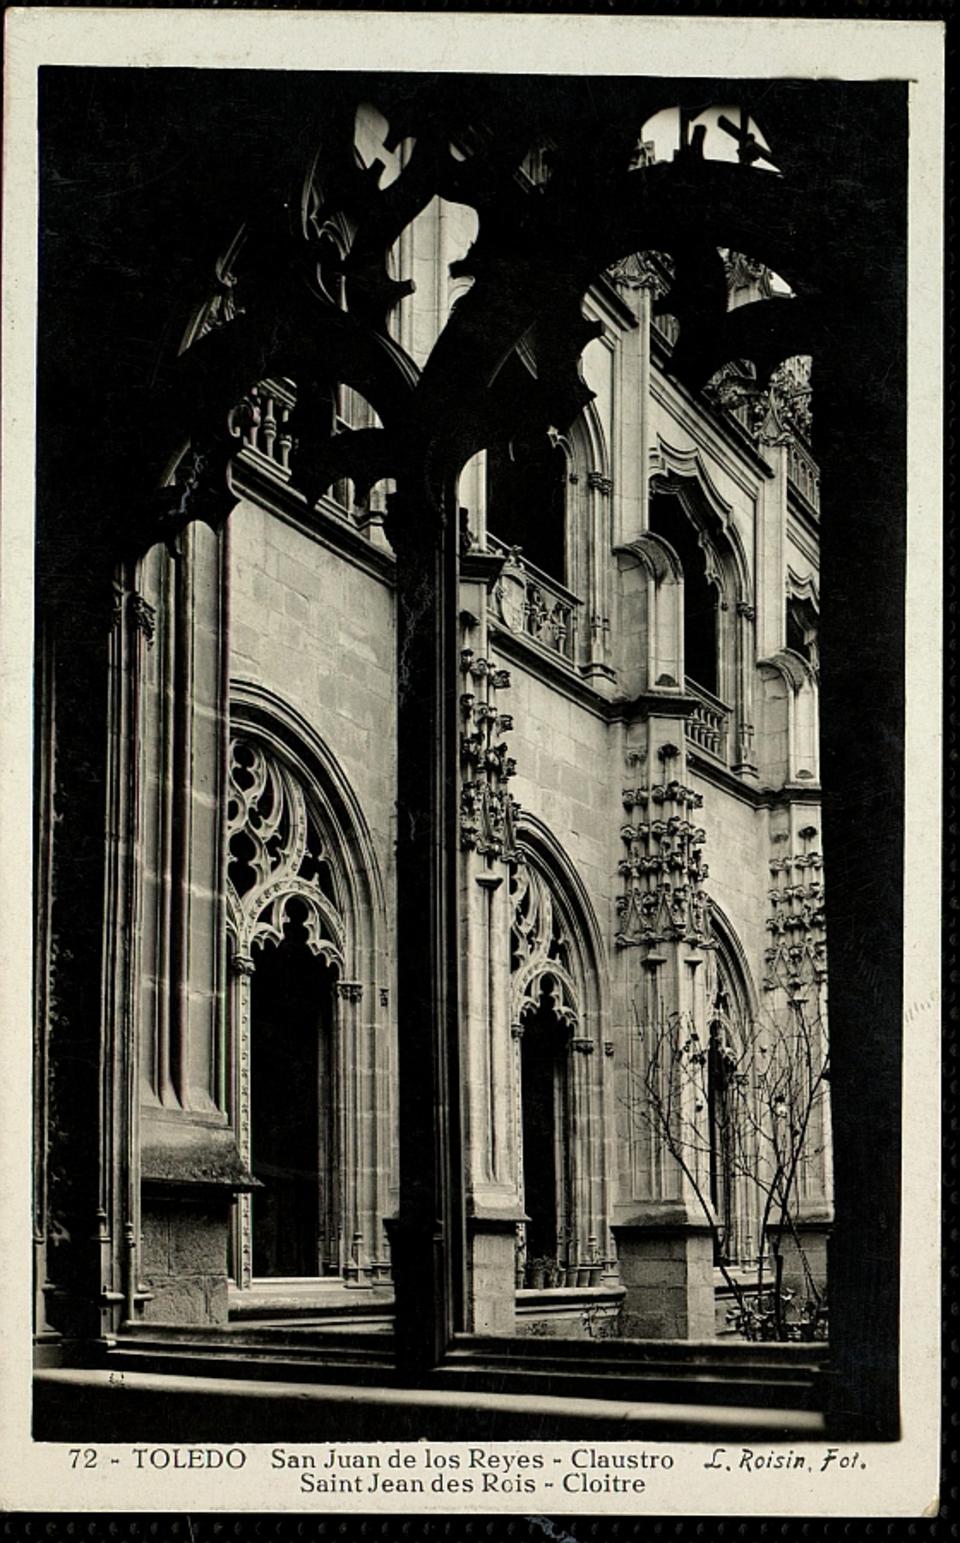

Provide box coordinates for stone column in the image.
[385,481,462,1373]
[761,806,831,1307]
[732,599,759,777]
[37,566,145,1343]
[583,471,615,685]
[613,726,717,1339]
[137,521,254,1326]
[457,544,524,1332]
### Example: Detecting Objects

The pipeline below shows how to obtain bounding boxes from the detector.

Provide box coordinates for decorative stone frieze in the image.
[615,780,712,949]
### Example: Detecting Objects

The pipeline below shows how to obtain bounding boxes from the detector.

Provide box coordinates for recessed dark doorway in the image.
[249,919,337,1278]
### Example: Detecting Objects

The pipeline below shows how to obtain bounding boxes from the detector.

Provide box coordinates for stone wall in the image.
[229,501,397,865]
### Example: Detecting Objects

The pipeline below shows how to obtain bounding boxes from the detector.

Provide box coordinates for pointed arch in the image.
[226,681,393,1292]
[228,679,387,971]
[511,816,612,1287]
[704,905,762,1268]
[649,436,753,608]
[511,813,608,1044]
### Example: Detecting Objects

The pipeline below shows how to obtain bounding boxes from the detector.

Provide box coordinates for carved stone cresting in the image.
[616,778,713,949]
[763,826,827,995]
[722,249,774,299]
[459,647,521,863]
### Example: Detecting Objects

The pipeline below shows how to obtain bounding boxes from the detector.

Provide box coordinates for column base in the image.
[612,1221,716,1340]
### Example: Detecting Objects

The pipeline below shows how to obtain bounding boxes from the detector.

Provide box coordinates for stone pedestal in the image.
[613,1223,716,1340]
[466,1216,521,1334]
[775,1220,831,1307]
[140,1194,232,1326]
[139,1115,256,1327]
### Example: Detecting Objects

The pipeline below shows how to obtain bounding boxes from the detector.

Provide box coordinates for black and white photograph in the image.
[0,7,943,1519]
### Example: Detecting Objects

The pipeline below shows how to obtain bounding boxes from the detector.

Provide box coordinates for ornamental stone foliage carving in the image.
[459,649,521,863]
[226,737,346,968]
[607,250,674,298]
[722,249,774,300]
[616,780,713,948]
[510,863,580,1033]
[763,828,826,996]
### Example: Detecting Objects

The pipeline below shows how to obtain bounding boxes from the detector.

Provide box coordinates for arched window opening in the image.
[510,847,609,1291]
[519,979,571,1273]
[486,354,567,583]
[649,488,719,695]
[226,734,349,1288]
[250,911,339,1278]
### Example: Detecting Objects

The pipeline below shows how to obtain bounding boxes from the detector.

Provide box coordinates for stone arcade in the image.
[32,70,905,1440]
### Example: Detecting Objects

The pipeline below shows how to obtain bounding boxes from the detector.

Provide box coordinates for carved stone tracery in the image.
[227,737,345,969]
[510,863,580,1033]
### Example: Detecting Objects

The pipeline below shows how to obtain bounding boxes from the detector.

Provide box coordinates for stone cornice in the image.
[488,619,613,720]
[585,272,640,333]
[608,690,699,724]
[688,749,821,809]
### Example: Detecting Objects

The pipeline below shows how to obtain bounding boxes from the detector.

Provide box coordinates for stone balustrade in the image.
[488,536,582,663]
[684,677,731,761]
[787,437,820,511]
[240,378,296,478]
